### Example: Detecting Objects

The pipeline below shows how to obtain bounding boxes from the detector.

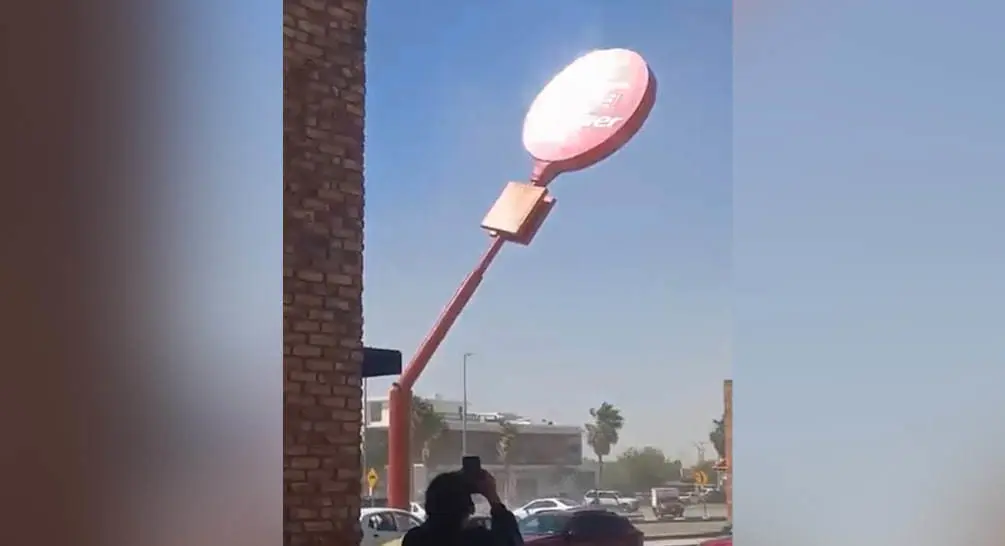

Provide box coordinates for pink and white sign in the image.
[522,48,656,185]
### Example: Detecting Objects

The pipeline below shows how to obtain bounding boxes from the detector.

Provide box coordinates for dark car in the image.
[466,515,492,530]
[362,496,388,508]
[517,508,643,546]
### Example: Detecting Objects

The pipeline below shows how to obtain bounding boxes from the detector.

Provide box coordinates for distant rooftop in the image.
[365,393,566,427]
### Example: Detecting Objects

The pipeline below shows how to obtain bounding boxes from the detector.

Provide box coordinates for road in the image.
[636,520,728,538]
[633,504,728,521]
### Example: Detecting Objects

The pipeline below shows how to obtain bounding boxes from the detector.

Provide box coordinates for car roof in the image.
[360,507,414,518]
[536,507,621,517]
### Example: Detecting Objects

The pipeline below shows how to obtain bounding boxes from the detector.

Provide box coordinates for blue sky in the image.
[361,0,732,462]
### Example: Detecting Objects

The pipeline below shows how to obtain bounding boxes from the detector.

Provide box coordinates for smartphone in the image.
[461,455,481,483]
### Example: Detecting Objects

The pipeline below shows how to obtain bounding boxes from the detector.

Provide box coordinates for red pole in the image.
[724,379,733,522]
[386,237,506,508]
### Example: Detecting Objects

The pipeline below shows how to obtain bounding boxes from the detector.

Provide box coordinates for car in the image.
[650,487,685,520]
[359,507,423,546]
[583,490,639,512]
[512,497,581,519]
[466,514,492,530]
[409,502,426,521]
[697,524,732,546]
[517,508,644,546]
[362,496,389,508]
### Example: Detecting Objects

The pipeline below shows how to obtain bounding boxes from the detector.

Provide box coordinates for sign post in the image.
[694,470,710,520]
[386,49,658,508]
[367,468,379,503]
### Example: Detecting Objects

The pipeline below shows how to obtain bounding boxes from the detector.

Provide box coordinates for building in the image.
[283,1,366,546]
[362,395,597,502]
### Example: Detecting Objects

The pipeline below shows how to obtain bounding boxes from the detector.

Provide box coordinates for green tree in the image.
[615,447,683,492]
[496,419,521,502]
[709,415,726,461]
[585,402,624,487]
[362,428,388,472]
[411,396,447,469]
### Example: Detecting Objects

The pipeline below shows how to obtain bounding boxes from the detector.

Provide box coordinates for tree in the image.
[585,402,624,487]
[617,447,683,492]
[496,418,520,502]
[362,428,388,472]
[411,396,447,469]
[709,415,726,461]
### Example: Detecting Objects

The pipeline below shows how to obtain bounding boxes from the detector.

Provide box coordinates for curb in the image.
[636,517,729,525]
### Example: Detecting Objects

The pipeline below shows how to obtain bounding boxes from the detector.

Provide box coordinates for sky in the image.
[360,0,732,463]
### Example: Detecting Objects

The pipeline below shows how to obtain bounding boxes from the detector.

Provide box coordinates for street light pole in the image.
[462,352,473,456]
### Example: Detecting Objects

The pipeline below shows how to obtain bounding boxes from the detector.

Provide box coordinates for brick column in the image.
[284,1,366,545]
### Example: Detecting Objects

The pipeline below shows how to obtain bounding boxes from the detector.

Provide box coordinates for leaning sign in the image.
[522,48,657,186]
[386,48,657,510]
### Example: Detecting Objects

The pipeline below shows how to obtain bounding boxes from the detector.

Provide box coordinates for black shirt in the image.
[403,504,522,546]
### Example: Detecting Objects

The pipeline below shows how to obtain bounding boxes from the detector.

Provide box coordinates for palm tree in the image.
[496,419,521,502]
[411,396,447,472]
[585,402,624,487]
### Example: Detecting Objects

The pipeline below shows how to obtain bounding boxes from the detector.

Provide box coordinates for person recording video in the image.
[402,457,521,546]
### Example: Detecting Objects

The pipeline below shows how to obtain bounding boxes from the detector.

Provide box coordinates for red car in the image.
[699,535,732,546]
[517,508,643,546]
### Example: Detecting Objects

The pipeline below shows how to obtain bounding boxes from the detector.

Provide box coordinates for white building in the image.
[362,394,596,503]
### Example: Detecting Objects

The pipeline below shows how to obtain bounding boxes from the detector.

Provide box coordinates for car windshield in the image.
[556,498,580,506]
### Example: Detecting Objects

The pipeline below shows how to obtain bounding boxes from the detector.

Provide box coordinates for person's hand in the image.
[476,470,501,504]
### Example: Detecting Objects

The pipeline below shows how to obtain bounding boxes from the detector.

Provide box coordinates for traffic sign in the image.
[522,48,657,185]
[713,459,729,471]
[367,468,379,492]
[694,470,708,485]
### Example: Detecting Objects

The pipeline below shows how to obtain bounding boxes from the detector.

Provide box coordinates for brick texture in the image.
[283,0,366,545]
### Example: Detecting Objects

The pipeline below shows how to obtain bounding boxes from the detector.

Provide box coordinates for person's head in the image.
[423,471,474,527]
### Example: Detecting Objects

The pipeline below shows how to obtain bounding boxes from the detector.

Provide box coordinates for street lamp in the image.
[462,352,473,456]
[385,48,658,508]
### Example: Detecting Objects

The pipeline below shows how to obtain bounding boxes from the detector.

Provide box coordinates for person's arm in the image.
[477,476,522,546]
[486,499,521,546]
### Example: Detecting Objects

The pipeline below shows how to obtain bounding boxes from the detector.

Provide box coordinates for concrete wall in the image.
[283,0,366,545]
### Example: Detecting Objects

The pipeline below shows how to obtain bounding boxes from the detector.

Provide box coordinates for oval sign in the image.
[522,48,656,185]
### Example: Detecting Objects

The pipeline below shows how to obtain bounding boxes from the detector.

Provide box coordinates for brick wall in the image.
[283,0,366,545]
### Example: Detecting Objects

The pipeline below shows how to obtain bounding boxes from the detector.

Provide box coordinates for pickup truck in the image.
[583,490,639,512]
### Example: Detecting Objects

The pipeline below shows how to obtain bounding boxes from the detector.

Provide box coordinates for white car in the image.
[512,497,580,519]
[409,502,426,521]
[359,507,423,546]
[583,490,639,512]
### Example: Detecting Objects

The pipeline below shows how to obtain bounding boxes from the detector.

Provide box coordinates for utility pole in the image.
[693,441,707,464]
[461,352,473,456]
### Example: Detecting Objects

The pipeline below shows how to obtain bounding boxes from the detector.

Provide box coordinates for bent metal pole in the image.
[386,238,504,507]
[385,48,657,508]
